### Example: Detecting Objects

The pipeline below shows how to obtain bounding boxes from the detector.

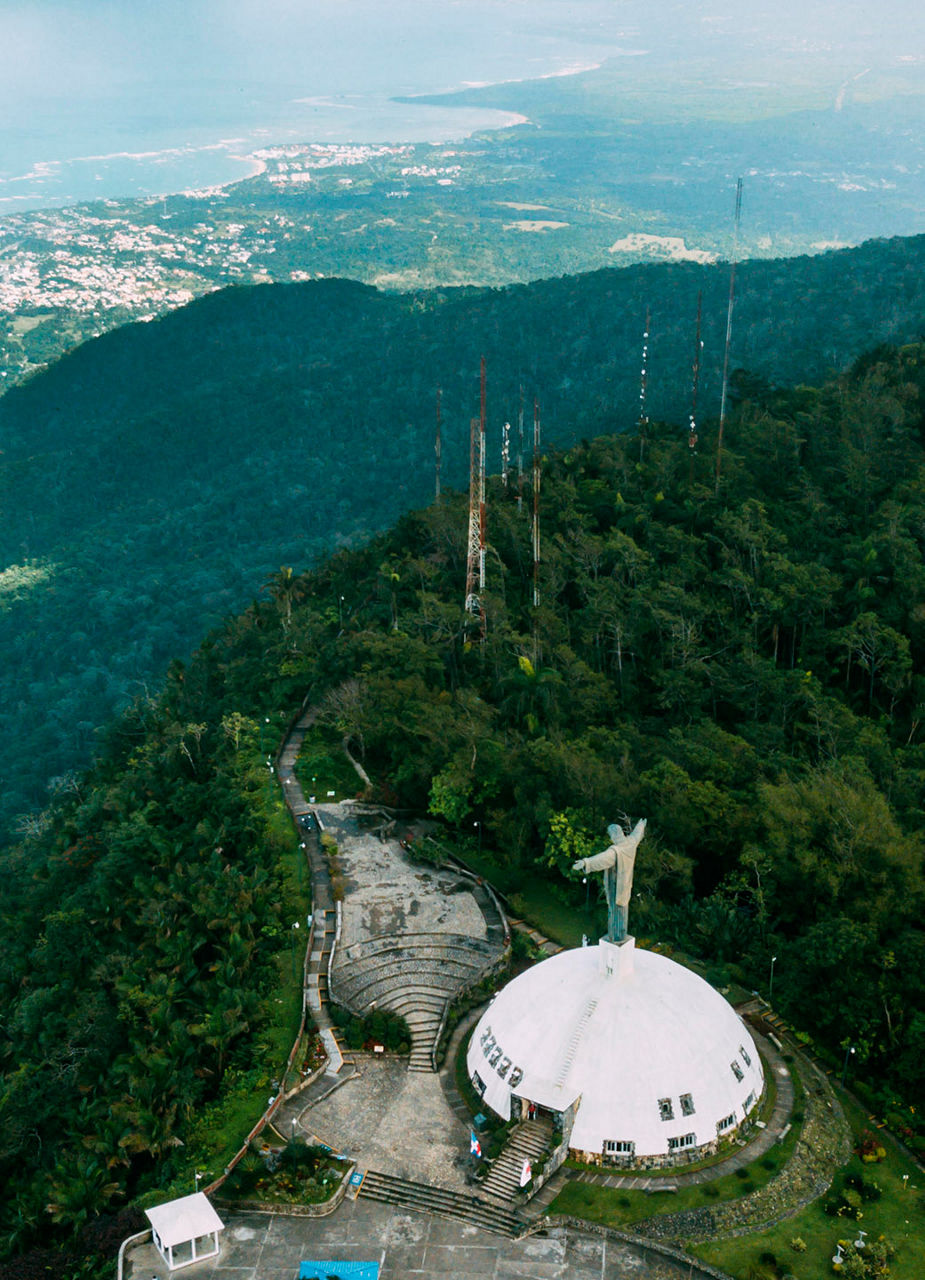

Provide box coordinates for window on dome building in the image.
[658,1097,674,1121]
[740,1045,752,1067]
[668,1133,696,1150]
[730,1060,744,1082]
[603,1140,634,1155]
[680,1093,695,1116]
[717,1112,736,1132]
[473,1073,486,1096]
[744,1091,756,1113]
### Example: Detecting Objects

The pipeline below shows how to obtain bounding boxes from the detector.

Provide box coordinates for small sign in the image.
[327,790,336,797]
[373,1044,384,1054]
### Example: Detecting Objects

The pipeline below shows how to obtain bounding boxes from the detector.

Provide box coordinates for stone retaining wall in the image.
[214,1161,356,1220]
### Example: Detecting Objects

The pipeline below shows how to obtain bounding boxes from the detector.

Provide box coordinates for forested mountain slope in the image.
[1,233,925,836]
[1,340,923,1269]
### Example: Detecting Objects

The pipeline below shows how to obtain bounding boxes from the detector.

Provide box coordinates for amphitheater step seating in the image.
[331,931,501,1074]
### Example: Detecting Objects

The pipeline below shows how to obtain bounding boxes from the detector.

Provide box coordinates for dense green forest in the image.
[1,338,923,1271]
[2,234,925,838]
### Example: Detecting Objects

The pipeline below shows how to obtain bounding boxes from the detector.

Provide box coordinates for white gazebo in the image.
[144,1192,225,1271]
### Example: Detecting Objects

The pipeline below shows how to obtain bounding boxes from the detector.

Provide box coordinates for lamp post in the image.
[194,1170,203,1195]
[769,954,777,1003]
[841,1043,856,1088]
[473,820,482,856]
[291,921,301,982]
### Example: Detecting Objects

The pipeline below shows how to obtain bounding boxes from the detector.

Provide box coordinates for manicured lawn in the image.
[694,1093,925,1280]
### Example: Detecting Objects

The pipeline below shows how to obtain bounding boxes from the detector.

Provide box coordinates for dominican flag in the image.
[470,1132,482,1158]
[519,1157,532,1187]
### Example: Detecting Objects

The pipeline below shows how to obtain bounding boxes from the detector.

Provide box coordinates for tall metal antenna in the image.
[689,289,703,478]
[638,305,651,461]
[517,385,525,514]
[464,358,487,641]
[479,358,487,621]
[715,177,743,493]
[532,398,541,611]
[501,420,510,488]
[435,385,442,504]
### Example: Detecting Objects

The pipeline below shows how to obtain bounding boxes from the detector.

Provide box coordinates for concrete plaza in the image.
[126,1200,700,1280]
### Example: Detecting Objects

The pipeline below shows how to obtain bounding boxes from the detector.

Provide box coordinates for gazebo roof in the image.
[145,1193,224,1249]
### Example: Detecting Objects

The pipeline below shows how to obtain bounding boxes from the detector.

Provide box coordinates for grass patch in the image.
[455,1023,487,1120]
[293,725,363,800]
[509,881,592,948]
[693,1092,925,1280]
[551,1134,801,1229]
[551,1067,801,1229]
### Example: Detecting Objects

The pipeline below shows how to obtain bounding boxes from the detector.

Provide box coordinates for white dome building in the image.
[467,935,765,1168]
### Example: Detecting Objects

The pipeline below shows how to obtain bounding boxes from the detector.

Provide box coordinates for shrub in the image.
[789,1238,807,1252]
[735,1167,750,1179]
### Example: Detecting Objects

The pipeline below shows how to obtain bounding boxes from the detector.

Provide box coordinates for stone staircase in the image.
[357,1169,526,1237]
[480,1116,555,1202]
[331,932,499,1072]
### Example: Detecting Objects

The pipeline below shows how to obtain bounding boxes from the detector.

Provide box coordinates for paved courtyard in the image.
[288,1057,470,1191]
[320,806,488,948]
[126,1201,701,1280]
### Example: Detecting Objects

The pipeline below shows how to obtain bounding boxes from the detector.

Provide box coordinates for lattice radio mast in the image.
[638,306,651,461]
[435,385,442,504]
[464,357,487,641]
[501,420,510,488]
[517,385,525,514]
[689,289,703,479]
[715,177,743,493]
[532,397,541,610]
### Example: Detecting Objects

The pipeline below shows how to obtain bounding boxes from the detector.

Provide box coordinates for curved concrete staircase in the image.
[332,931,500,1071]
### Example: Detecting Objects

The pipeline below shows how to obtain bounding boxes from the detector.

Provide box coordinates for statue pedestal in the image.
[598,935,635,979]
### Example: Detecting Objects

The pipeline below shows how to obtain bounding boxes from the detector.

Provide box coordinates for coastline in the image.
[0,56,615,216]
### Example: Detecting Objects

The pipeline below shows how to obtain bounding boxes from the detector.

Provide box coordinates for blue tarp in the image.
[299,1262,379,1280]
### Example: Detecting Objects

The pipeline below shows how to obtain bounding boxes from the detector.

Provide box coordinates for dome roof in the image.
[467,938,764,1158]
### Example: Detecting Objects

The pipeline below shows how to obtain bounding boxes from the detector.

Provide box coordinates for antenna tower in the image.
[501,420,510,488]
[464,358,487,641]
[435,386,442,504]
[715,177,743,492]
[532,398,541,610]
[517,386,525,514]
[688,289,703,477]
[638,306,650,461]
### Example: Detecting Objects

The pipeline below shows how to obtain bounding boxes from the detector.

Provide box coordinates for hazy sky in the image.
[1,1,922,169]
[3,1,923,107]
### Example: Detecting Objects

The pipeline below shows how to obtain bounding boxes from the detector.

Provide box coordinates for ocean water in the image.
[0,0,635,215]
